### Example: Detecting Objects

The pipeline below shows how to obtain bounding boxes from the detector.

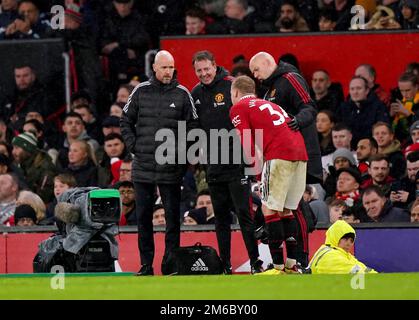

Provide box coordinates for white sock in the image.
[274,264,284,270]
[285,258,297,269]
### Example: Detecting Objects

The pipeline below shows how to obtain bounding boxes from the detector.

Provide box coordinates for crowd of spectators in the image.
[0,0,418,229]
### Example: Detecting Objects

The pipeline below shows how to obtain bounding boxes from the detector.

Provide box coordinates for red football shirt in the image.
[230,95,308,161]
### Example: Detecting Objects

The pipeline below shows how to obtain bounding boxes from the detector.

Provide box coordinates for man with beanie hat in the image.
[324,148,358,199]
[14,204,37,226]
[12,131,57,203]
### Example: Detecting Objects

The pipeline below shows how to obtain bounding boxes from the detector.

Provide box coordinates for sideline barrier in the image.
[1,224,419,274]
[161,31,419,94]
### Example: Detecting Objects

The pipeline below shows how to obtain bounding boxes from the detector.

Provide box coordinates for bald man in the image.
[121,50,198,276]
[249,52,321,183]
[250,51,322,268]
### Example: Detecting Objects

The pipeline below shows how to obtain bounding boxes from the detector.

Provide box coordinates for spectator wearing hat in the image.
[391,72,419,143]
[331,167,363,210]
[399,0,419,29]
[12,131,57,203]
[116,180,137,225]
[360,154,395,196]
[102,115,121,137]
[0,173,19,225]
[372,121,406,180]
[324,148,358,199]
[16,190,46,224]
[183,207,207,225]
[14,204,37,226]
[336,76,390,148]
[362,185,410,222]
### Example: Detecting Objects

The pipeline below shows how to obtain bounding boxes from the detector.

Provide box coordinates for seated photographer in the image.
[309,220,377,274]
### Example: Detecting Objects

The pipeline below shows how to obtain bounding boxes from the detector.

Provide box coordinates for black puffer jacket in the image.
[120,75,198,184]
[191,67,244,183]
[261,62,322,182]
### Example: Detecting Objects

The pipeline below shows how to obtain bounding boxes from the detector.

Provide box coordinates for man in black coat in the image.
[101,0,150,91]
[191,50,263,274]
[336,76,390,148]
[120,50,198,276]
[10,64,52,130]
[249,51,322,267]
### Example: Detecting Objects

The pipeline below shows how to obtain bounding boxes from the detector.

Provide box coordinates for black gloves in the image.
[287,116,300,131]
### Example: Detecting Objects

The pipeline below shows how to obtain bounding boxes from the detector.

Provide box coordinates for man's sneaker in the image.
[284,264,303,274]
[250,259,264,275]
[223,265,233,275]
[135,264,154,276]
[254,225,269,244]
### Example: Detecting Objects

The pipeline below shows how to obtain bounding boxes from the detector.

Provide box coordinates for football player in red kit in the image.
[230,75,308,274]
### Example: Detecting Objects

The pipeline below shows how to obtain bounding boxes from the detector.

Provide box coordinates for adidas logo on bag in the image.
[191,258,209,272]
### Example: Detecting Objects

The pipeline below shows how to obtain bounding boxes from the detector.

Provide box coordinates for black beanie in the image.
[14,204,37,223]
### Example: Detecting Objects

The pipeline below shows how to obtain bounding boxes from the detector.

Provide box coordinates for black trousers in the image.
[208,178,259,267]
[134,182,181,267]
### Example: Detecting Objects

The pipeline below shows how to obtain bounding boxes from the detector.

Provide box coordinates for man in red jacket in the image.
[230,75,308,274]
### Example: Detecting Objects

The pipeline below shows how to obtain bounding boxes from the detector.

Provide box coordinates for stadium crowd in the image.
[0,0,418,234]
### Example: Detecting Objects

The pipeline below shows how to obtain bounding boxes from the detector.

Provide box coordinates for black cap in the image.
[337,167,362,184]
[114,0,132,3]
[14,204,37,223]
[103,116,120,128]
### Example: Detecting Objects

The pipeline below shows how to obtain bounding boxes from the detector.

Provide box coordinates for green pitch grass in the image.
[0,273,418,300]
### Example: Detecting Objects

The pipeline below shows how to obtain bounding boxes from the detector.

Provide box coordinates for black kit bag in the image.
[170,242,223,275]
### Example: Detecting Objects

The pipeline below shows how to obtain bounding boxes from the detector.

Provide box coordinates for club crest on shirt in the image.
[215,93,224,103]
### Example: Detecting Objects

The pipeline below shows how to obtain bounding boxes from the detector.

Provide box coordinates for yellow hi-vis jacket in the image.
[309,220,377,274]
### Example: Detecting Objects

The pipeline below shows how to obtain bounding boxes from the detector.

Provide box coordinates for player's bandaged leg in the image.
[265,213,285,269]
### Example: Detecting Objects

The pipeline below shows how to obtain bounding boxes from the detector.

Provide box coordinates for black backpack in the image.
[166,242,223,275]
